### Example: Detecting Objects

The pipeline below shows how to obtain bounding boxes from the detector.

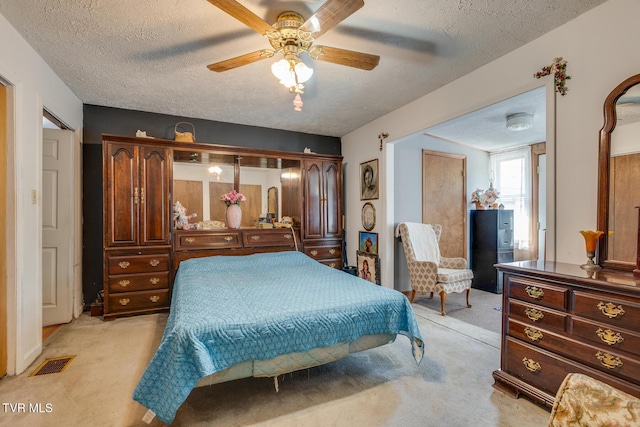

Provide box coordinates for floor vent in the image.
[30,356,75,376]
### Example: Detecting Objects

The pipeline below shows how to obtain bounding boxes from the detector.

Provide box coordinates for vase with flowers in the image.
[471,187,500,210]
[220,189,246,229]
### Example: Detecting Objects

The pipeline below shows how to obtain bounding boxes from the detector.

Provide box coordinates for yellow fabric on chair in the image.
[548,373,640,427]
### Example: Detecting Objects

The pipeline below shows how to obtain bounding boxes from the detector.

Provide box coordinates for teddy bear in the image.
[173,201,198,230]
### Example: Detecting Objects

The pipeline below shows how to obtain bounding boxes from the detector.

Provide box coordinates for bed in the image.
[133,251,424,424]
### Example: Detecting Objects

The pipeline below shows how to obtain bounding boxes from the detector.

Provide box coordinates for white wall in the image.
[343,0,640,289]
[0,13,83,374]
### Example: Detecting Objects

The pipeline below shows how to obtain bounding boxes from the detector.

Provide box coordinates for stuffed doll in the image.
[173,201,198,230]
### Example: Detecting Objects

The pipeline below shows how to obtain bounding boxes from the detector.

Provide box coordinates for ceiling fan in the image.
[205,0,380,110]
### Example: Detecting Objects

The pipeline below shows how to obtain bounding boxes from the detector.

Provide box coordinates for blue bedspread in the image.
[133,251,424,424]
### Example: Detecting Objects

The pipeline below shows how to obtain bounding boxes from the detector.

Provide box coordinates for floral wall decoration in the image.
[534,57,571,96]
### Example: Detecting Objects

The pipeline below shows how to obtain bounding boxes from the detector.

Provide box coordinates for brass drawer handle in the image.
[185,237,195,243]
[149,295,160,303]
[310,250,318,257]
[224,236,234,242]
[284,234,292,240]
[597,302,625,319]
[595,351,623,369]
[524,327,543,342]
[596,328,624,346]
[251,235,261,240]
[525,286,544,299]
[149,259,160,267]
[118,261,130,269]
[329,262,336,268]
[525,308,544,322]
[522,357,541,373]
[329,248,336,255]
[118,280,130,287]
[118,298,130,306]
[149,278,160,285]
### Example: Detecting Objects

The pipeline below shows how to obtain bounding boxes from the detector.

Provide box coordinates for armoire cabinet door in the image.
[304,161,323,239]
[303,160,342,240]
[104,143,171,247]
[105,143,138,247]
[139,146,171,245]
[322,161,342,239]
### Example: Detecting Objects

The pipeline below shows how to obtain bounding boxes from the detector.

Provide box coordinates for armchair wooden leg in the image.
[429,292,434,300]
[439,291,447,316]
[410,290,416,303]
[466,288,472,308]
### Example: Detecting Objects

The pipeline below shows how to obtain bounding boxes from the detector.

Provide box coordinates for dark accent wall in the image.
[82,105,341,307]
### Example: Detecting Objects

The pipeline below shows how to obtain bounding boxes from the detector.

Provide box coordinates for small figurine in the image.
[173,201,198,230]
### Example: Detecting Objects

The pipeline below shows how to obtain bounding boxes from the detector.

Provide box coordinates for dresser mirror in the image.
[173,149,300,228]
[597,73,640,270]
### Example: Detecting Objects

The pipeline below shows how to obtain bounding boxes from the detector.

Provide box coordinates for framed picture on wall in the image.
[359,231,378,254]
[356,250,380,285]
[360,159,379,200]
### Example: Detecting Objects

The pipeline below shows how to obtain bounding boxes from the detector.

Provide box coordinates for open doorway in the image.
[424,86,548,263]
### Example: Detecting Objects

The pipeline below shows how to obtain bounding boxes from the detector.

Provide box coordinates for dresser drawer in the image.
[174,231,242,250]
[107,289,170,313]
[108,271,170,293]
[319,259,342,269]
[509,299,567,331]
[504,336,640,400]
[243,230,296,248]
[510,318,640,384]
[503,336,575,396]
[507,276,568,311]
[107,253,170,275]
[572,316,640,355]
[573,290,640,332]
[304,245,342,261]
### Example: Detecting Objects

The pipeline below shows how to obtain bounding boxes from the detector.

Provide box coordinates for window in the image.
[491,147,532,256]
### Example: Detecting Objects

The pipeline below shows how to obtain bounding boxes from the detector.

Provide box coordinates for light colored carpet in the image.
[0,305,550,427]
[413,289,503,335]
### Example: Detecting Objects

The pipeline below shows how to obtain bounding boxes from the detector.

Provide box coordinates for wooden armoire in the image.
[102,134,343,319]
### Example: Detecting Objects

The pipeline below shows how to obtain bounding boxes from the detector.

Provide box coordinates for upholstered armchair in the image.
[548,373,640,426]
[396,222,473,316]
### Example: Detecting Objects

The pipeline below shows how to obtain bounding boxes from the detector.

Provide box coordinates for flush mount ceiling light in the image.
[506,113,534,131]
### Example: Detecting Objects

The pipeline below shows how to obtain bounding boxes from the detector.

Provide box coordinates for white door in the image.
[42,128,73,325]
[538,154,547,261]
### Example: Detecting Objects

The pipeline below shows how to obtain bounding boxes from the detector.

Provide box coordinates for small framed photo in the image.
[360,159,379,200]
[356,250,380,285]
[359,231,378,254]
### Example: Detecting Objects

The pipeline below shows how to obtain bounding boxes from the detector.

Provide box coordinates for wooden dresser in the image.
[493,261,640,407]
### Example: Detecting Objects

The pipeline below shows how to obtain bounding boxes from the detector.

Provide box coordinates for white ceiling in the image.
[0,0,607,138]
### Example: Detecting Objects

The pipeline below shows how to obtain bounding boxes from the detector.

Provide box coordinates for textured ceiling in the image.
[0,0,607,138]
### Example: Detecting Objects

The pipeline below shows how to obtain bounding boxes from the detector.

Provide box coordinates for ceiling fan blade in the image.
[207,0,274,35]
[207,50,274,72]
[311,46,379,70]
[300,0,364,39]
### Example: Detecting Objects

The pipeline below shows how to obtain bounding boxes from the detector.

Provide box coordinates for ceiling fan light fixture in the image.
[271,58,313,89]
[506,112,533,131]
